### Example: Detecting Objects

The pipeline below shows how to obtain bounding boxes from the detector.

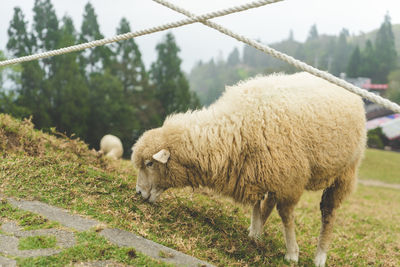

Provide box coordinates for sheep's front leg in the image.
[249,192,276,239]
[249,200,263,239]
[277,200,299,262]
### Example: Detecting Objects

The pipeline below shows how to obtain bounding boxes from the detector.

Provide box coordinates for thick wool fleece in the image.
[100,134,123,159]
[133,72,366,204]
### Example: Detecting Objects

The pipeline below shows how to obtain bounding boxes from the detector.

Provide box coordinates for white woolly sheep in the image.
[99,134,123,159]
[132,72,366,267]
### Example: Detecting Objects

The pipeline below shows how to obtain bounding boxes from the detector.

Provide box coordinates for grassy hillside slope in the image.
[0,114,399,266]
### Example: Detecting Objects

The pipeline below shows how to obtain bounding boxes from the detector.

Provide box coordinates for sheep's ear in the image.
[152,149,170,164]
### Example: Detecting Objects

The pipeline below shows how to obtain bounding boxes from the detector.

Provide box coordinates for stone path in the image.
[359,179,400,190]
[0,195,214,267]
[0,221,75,257]
[73,260,127,267]
[7,198,99,231]
[100,229,208,267]
[0,256,16,267]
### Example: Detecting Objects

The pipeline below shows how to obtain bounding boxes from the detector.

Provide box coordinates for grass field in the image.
[1,114,399,266]
[359,148,400,184]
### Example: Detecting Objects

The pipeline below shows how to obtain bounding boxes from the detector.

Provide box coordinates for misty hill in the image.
[189,24,400,106]
[351,24,400,53]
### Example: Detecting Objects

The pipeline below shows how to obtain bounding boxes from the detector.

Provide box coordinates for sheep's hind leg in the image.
[248,192,276,239]
[315,168,357,267]
[277,200,299,263]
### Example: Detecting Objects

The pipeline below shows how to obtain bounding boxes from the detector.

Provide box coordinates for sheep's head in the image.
[131,128,171,203]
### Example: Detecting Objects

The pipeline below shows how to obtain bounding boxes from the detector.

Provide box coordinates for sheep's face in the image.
[135,149,170,203]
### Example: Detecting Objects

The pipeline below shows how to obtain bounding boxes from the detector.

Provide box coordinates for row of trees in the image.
[347,14,398,83]
[0,0,199,156]
[189,14,399,105]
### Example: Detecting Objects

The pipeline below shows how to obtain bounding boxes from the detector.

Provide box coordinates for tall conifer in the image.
[150,33,199,119]
[374,13,397,83]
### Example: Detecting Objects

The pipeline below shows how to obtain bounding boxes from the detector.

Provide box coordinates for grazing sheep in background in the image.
[132,72,366,267]
[99,134,123,159]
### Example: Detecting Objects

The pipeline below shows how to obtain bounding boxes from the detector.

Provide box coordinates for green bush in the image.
[367,127,385,149]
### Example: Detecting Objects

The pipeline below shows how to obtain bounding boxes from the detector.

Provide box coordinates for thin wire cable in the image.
[153,0,400,114]
[0,0,282,68]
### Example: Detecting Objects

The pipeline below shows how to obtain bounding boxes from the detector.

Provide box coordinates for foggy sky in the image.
[1,0,400,71]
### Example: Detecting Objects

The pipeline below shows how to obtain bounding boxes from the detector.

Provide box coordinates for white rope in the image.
[0,0,282,68]
[154,0,400,114]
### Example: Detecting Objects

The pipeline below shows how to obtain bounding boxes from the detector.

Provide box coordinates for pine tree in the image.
[331,28,353,76]
[78,3,125,150]
[304,24,324,69]
[360,40,377,79]
[86,71,132,150]
[32,0,59,52]
[50,16,89,139]
[227,47,240,66]
[150,32,199,119]
[20,62,50,128]
[32,0,60,77]
[112,18,147,93]
[29,0,61,128]
[288,30,294,41]
[0,48,28,117]
[307,24,319,41]
[7,6,51,128]
[108,17,149,154]
[346,46,362,78]
[111,17,163,142]
[79,2,111,74]
[374,13,397,83]
[6,7,32,57]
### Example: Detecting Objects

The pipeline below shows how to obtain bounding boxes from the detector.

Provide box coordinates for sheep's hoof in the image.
[284,243,299,263]
[284,252,299,263]
[314,251,327,267]
[247,226,261,240]
[248,231,261,240]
